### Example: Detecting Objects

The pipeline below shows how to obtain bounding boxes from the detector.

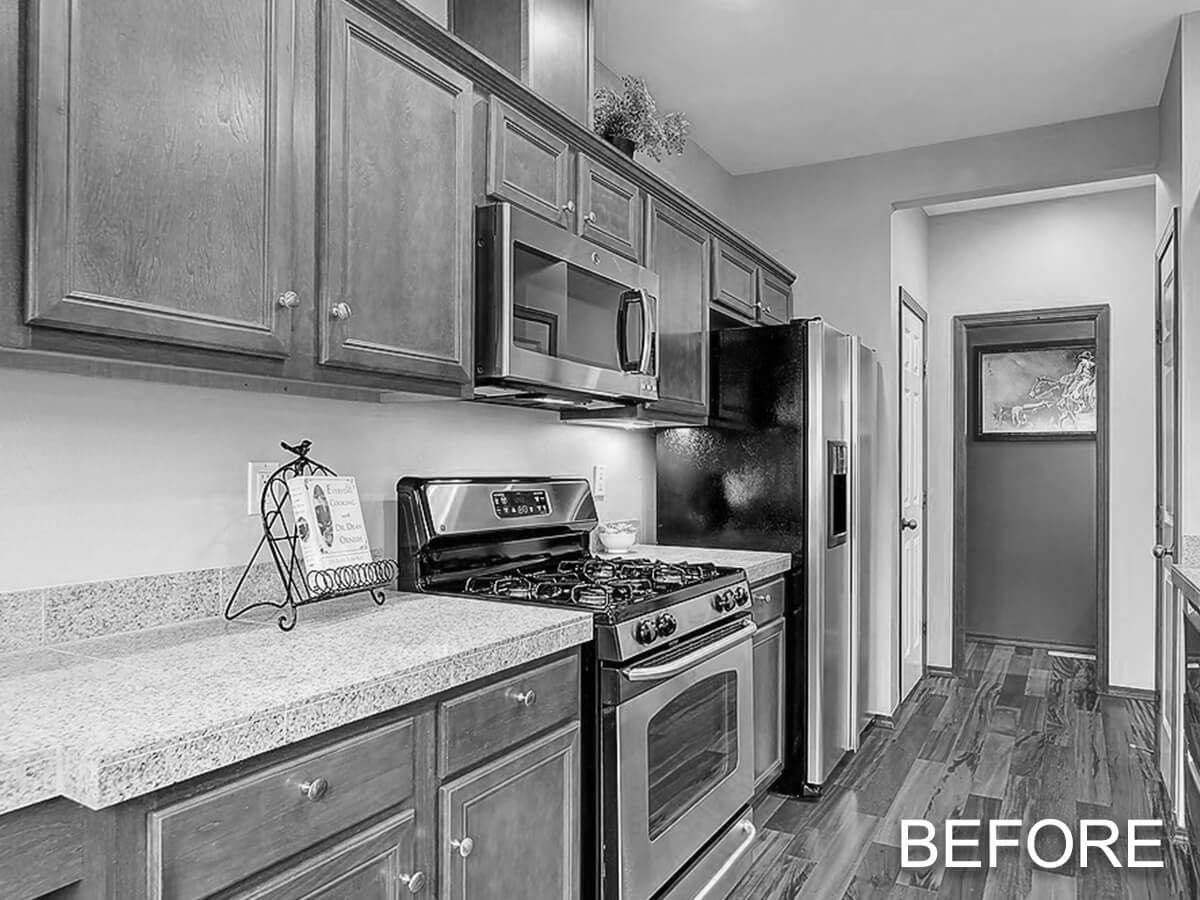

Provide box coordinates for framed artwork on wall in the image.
[975,341,1097,439]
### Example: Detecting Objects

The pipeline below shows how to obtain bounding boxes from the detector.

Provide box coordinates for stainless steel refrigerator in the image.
[656,318,878,794]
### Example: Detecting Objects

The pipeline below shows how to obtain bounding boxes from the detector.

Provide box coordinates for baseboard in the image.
[926,665,955,677]
[867,713,895,733]
[965,632,1096,657]
[1103,684,1156,702]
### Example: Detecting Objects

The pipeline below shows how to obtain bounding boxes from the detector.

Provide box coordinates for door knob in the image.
[277,290,300,309]
[451,836,474,858]
[1154,544,1175,560]
[399,871,427,893]
[902,517,919,531]
[330,302,353,321]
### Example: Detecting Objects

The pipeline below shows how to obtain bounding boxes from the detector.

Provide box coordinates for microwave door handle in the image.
[616,290,642,372]
[621,620,757,683]
[638,290,656,375]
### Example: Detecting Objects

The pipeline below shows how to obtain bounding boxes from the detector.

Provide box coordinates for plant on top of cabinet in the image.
[593,76,689,161]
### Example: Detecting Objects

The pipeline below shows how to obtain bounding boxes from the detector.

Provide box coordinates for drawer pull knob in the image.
[330,302,353,321]
[400,871,427,893]
[277,290,300,309]
[511,689,538,708]
[298,777,329,802]
[451,836,475,858]
[754,594,769,604]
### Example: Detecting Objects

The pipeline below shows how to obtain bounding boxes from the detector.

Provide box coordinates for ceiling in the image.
[595,0,1186,175]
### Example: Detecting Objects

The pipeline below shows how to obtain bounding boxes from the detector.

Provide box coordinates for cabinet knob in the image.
[1154,544,1175,560]
[585,211,597,223]
[399,871,427,893]
[298,777,328,802]
[510,689,537,708]
[451,836,474,858]
[277,290,300,310]
[902,517,919,531]
[562,200,576,214]
[754,594,769,605]
[330,302,353,321]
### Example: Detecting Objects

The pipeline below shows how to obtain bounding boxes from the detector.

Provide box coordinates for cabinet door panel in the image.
[319,1,472,386]
[28,0,295,357]
[645,198,708,418]
[578,156,642,261]
[711,240,758,320]
[487,100,574,227]
[238,811,418,900]
[752,618,785,791]
[441,723,579,900]
[758,271,791,324]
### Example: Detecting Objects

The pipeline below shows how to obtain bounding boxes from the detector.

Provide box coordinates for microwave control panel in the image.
[491,489,552,518]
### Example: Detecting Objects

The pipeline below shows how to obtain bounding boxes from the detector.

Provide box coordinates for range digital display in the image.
[491,490,552,519]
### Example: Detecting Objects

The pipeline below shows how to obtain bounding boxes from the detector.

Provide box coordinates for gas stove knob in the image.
[734,586,750,607]
[655,612,677,638]
[712,590,735,613]
[635,620,658,645]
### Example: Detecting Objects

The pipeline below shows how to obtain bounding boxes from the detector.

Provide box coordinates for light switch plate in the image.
[247,461,278,516]
[592,464,607,500]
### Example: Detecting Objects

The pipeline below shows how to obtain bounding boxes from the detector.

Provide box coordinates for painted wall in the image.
[0,370,654,592]
[732,109,1158,702]
[927,187,1156,690]
[963,320,1098,650]
[594,61,738,221]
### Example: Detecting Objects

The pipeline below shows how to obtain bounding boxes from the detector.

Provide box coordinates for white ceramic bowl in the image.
[599,530,637,554]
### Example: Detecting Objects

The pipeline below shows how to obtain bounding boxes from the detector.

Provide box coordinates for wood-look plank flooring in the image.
[728,642,1196,899]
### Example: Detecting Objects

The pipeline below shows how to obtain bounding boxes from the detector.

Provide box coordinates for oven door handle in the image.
[621,620,757,682]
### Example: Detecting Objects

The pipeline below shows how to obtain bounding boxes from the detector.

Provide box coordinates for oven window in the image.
[646,672,739,841]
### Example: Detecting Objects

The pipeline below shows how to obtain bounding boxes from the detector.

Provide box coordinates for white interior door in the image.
[899,291,927,700]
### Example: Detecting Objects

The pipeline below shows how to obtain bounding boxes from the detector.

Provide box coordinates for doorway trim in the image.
[898,287,929,700]
[951,304,1111,690]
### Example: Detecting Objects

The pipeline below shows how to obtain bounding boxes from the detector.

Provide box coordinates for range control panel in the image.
[491,489,552,519]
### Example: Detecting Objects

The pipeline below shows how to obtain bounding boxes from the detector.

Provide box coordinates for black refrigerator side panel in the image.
[655,321,807,557]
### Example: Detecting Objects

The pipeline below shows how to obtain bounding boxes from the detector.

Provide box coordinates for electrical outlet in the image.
[247,461,278,516]
[592,464,607,500]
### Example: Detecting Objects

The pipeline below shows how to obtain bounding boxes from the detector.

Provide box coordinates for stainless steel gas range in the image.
[396,476,758,900]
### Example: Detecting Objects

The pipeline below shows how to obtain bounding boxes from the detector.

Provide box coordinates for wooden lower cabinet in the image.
[440,722,580,900]
[752,616,786,792]
[238,811,421,900]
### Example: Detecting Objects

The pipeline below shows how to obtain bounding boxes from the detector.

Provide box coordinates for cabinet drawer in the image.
[712,240,759,319]
[149,718,416,900]
[439,654,579,775]
[487,99,574,228]
[577,154,643,261]
[750,576,786,625]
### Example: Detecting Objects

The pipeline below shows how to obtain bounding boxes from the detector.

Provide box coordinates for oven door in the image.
[606,619,756,900]
[476,203,660,403]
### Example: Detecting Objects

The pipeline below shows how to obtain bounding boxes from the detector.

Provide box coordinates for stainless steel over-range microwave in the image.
[474,202,661,403]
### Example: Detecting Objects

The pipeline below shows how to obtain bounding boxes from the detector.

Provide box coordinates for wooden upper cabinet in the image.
[26,0,297,358]
[317,0,473,389]
[711,239,759,321]
[645,198,708,418]
[487,100,575,228]
[440,723,580,900]
[451,0,592,123]
[577,155,643,262]
[758,270,792,324]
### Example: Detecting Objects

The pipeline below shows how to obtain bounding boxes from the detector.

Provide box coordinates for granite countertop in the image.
[600,544,793,585]
[0,592,592,816]
[1172,564,1200,608]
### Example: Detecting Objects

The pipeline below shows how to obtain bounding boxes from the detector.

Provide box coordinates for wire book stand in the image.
[224,440,396,631]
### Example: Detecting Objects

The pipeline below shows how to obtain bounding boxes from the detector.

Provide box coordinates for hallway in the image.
[729,642,1192,898]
